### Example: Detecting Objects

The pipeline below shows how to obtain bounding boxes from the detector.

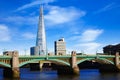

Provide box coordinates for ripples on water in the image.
[1,68,120,80]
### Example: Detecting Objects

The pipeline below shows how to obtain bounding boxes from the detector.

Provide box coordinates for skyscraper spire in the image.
[30,1,47,55]
[36,4,46,55]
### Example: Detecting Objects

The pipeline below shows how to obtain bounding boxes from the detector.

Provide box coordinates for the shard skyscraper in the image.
[30,5,47,55]
[36,5,46,55]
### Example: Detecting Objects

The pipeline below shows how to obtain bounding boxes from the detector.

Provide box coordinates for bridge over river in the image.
[0,51,120,78]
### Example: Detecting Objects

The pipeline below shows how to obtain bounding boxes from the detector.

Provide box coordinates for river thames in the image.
[0,68,120,80]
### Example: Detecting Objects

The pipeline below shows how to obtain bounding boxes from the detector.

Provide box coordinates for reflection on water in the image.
[1,68,120,80]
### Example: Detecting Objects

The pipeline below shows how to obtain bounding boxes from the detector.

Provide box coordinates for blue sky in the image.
[0,0,120,55]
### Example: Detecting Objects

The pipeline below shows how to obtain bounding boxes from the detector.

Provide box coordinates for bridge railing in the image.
[0,54,116,59]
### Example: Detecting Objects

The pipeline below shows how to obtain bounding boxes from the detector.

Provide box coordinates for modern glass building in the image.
[30,5,47,55]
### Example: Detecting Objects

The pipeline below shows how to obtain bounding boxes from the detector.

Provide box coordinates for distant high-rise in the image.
[55,38,66,55]
[30,5,47,55]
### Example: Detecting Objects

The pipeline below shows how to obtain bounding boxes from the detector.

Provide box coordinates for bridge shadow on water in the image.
[0,61,120,80]
[2,68,120,80]
[78,61,120,72]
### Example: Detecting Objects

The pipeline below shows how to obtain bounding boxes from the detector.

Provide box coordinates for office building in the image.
[55,38,66,55]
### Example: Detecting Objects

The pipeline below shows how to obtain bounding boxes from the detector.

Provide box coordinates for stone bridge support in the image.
[3,51,20,78]
[57,51,79,75]
[39,61,43,70]
[71,51,79,75]
[115,52,120,71]
[29,61,44,71]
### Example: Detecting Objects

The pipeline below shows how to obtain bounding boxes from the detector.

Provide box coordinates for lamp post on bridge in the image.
[24,49,27,56]
[46,49,48,60]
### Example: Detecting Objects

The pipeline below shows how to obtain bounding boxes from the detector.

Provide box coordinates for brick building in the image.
[103,44,120,55]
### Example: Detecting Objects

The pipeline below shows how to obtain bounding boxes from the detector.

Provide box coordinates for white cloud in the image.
[81,29,103,42]
[94,3,120,14]
[2,16,38,25]
[67,29,103,54]
[22,32,36,39]
[67,29,103,42]
[16,0,56,11]
[73,42,102,54]
[5,0,86,27]
[0,24,11,41]
[45,6,86,25]
[68,36,81,41]
[3,5,86,27]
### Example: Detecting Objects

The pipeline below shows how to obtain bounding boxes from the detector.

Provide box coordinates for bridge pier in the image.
[115,52,120,71]
[57,51,79,75]
[71,51,79,75]
[30,61,43,71]
[3,67,20,78]
[3,51,20,78]
[39,61,43,70]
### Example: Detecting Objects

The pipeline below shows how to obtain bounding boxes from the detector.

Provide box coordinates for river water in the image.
[0,68,120,80]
